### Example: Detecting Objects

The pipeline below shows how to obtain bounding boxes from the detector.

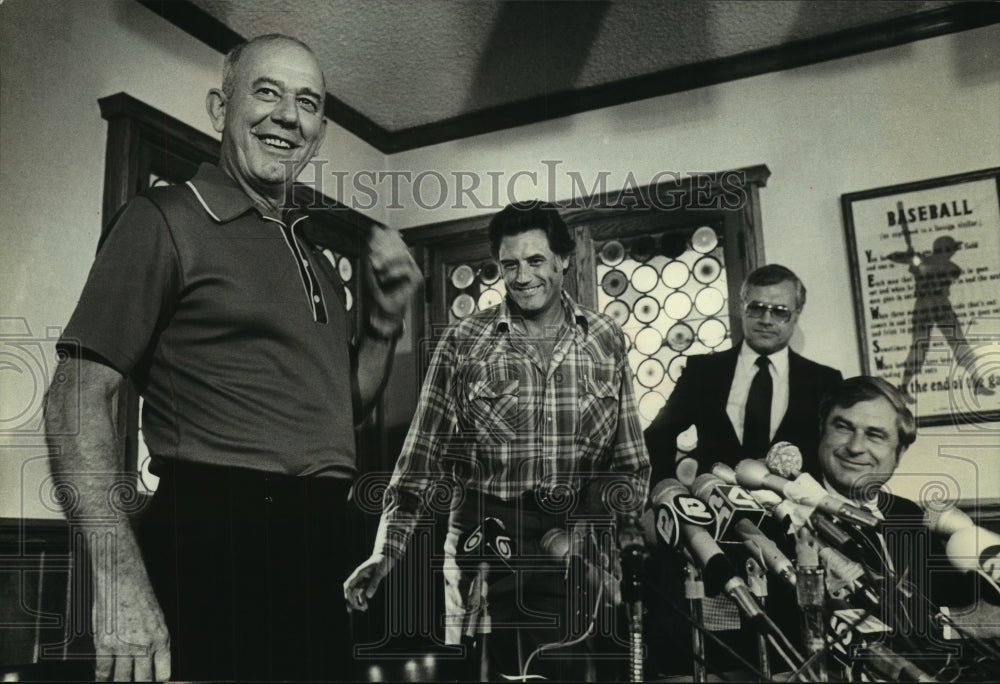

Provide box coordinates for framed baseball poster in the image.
[841,167,1000,427]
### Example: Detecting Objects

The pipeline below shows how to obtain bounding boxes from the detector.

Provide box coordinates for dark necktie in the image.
[743,355,772,458]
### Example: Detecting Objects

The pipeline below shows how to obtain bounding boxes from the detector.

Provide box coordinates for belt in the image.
[154,459,351,507]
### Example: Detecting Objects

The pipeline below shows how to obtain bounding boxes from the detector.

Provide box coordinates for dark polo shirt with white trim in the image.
[63,163,356,478]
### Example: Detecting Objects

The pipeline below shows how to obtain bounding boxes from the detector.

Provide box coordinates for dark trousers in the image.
[136,460,354,682]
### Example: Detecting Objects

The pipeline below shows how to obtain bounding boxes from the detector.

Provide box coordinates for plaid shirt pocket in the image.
[464,378,522,444]
[578,373,620,448]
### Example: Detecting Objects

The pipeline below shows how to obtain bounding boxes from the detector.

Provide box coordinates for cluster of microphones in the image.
[451,445,1000,681]
[645,441,1000,682]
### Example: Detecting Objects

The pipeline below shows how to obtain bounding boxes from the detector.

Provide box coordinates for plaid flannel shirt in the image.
[375,292,650,561]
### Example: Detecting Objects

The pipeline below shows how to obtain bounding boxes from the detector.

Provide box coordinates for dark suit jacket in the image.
[643,344,843,484]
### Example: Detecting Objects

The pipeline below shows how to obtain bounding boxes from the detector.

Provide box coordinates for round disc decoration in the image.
[663,291,692,320]
[631,264,659,293]
[666,322,694,352]
[691,226,718,254]
[660,231,688,259]
[661,260,690,289]
[479,261,500,285]
[634,326,663,355]
[667,355,688,382]
[451,264,475,290]
[638,391,667,423]
[694,286,725,316]
[697,318,728,348]
[637,357,665,388]
[693,256,721,284]
[451,293,476,319]
[634,296,660,324]
[478,288,503,311]
[604,300,630,326]
[630,235,657,263]
[601,269,629,297]
[600,240,625,266]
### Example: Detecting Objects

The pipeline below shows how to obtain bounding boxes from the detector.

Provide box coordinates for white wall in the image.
[2,1,997,518]
[0,0,384,519]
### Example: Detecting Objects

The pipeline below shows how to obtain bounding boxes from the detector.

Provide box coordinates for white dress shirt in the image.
[726,342,790,444]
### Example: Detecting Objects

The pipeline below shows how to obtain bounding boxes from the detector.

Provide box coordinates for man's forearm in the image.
[45,358,131,522]
[44,359,152,599]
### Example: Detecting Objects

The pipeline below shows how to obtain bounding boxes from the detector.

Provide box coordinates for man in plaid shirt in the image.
[345,201,650,680]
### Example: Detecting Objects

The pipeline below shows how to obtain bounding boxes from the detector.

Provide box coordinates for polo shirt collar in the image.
[185,163,260,223]
[493,291,589,336]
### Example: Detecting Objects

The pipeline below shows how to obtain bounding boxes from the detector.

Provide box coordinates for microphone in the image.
[811,512,865,560]
[650,479,771,629]
[819,545,880,606]
[735,459,881,529]
[712,461,806,533]
[826,608,937,682]
[944,525,1000,582]
[924,505,975,537]
[764,441,802,478]
[793,525,830,680]
[540,527,570,558]
[711,462,737,485]
[650,479,719,571]
[860,642,939,682]
[827,607,889,676]
[690,473,795,587]
[457,516,514,573]
[691,473,767,540]
[675,426,700,486]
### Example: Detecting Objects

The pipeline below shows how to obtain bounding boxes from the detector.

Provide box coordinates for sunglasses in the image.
[744,301,794,322]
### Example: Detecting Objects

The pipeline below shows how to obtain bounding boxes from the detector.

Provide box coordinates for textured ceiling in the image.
[186,0,958,132]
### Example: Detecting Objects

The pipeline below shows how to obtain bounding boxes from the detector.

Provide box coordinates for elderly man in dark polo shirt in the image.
[44,34,421,682]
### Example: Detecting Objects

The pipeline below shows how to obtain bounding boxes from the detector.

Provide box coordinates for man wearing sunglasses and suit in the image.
[644,264,843,484]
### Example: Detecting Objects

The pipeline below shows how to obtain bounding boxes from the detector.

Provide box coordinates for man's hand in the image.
[343,554,392,611]
[364,224,422,338]
[92,552,170,682]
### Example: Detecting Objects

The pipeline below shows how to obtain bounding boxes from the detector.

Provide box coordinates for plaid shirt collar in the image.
[491,290,590,337]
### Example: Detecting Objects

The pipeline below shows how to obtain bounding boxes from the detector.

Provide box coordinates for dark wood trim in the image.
[137,1,999,153]
[404,165,771,246]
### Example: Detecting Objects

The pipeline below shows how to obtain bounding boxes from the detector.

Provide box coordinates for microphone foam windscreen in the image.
[765,441,803,478]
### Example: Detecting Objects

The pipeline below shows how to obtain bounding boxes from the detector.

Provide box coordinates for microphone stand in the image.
[475,561,491,682]
[745,557,771,682]
[627,597,643,682]
[795,527,828,682]
[684,559,708,682]
[619,517,647,683]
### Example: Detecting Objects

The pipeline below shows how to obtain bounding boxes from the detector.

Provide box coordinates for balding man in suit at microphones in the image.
[644,264,842,485]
